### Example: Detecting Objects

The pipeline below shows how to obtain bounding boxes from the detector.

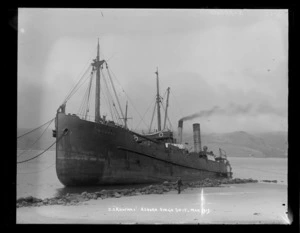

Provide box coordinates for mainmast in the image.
[91,39,103,123]
[155,68,162,131]
[124,101,128,129]
[95,39,101,122]
[163,87,170,130]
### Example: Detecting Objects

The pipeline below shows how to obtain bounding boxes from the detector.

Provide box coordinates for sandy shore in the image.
[17,182,288,224]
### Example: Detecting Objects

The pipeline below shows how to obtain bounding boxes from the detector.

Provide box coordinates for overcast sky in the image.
[18,8,288,134]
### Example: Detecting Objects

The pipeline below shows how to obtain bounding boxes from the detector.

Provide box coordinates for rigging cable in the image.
[62,65,92,106]
[106,65,125,122]
[148,90,167,132]
[103,67,131,128]
[99,77,114,122]
[17,130,67,164]
[160,101,173,131]
[112,103,122,125]
[61,44,97,106]
[17,118,55,158]
[85,71,94,120]
[101,69,116,122]
[77,82,90,116]
[108,67,149,129]
[77,74,92,117]
[148,98,157,133]
[17,118,55,139]
[134,96,156,132]
[65,66,93,106]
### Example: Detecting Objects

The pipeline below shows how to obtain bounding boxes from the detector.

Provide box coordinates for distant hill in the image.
[17,127,288,158]
[255,131,288,154]
[181,131,287,158]
[17,128,56,151]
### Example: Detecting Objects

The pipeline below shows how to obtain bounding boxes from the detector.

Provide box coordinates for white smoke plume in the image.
[180,103,285,122]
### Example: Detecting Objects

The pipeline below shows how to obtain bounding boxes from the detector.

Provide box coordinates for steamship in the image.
[53,40,232,186]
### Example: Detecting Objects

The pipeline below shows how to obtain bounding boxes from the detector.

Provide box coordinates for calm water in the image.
[16,150,287,199]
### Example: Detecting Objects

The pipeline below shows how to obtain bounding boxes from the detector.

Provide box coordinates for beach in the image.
[17,150,288,224]
[17,182,288,224]
[16,8,290,225]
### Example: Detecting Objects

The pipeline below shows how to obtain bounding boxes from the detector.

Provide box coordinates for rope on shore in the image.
[17,117,55,139]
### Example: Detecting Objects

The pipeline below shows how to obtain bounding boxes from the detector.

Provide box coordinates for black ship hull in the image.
[55,113,230,186]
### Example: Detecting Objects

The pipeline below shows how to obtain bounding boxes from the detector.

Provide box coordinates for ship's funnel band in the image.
[193,123,201,153]
[177,120,183,144]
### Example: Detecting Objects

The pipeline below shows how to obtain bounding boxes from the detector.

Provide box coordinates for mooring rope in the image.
[17,130,67,164]
[17,118,55,158]
[17,117,55,139]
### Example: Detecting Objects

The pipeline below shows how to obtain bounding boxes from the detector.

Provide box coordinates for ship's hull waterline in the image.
[56,113,229,186]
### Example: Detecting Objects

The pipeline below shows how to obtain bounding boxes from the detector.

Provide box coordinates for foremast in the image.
[163,87,170,130]
[155,68,162,131]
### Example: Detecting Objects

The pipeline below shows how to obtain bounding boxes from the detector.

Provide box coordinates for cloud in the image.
[17,9,288,134]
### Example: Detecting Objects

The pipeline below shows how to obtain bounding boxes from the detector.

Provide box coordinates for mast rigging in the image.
[106,65,126,125]
[155,68,162,131]
[163,87,170,130]
[120,101,132,129]
[94,39,101,122]
[84,70,94,120]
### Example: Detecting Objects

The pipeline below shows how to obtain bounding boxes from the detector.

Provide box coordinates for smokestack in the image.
[177,120,183,144]
[193,123,201,153]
